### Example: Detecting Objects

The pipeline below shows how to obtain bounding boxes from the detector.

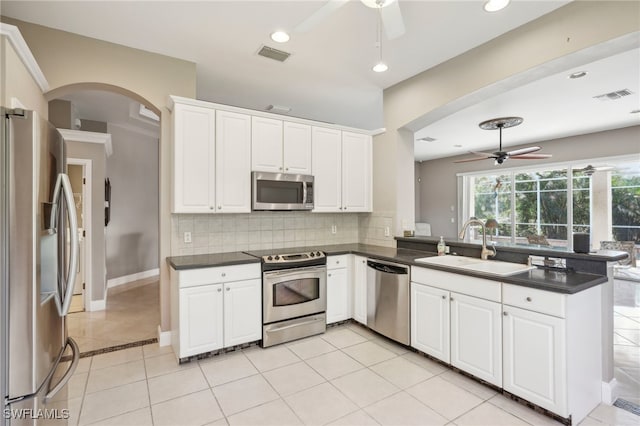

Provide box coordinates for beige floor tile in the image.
[305,350,365,380]
[401,351,449,375]
[244,345,300,372]
[365,391,448,426]
[284,382,358,425]
[327,409,380,426]
[287,336,337,359]
[615,306,640,318]
[406,376,483,420]
[50,372,88,402]
[372,337,410,355]
[614,333,637,346]
[331,368,399,408]
[453,402,531,426]
[227,398,303,426]
[577,416,608,425]
[90,347,143,370]
[78,380,149,425]
[614,345,640,369]
[346,323,378,340]
[204,419,229,426]
[89,407,153,426]
[321,327,368,348]
[75,357,92,374]
[341,341,396,366]
[370,356,434,389]
[142,343,174,359]
[617,328,640,345]
[147,367,209,404]
[439,370,498,400]
[488,394,563,425]
[614,316,640,330]
[144,352,196,378]
[85,360,146,394]
[199,352,258,386]
[213,374,279,416]
[263,361,325,396]
[44,396,82,426]
[587,403,640,426]
[151,389,224,426]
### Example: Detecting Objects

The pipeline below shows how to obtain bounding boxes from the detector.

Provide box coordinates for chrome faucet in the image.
[458,219,497,260]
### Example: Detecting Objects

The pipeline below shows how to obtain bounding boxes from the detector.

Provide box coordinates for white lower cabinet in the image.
[410,283,450,362]
[326,266,350,324]
[171,264,261,359]
[352,255,368,325]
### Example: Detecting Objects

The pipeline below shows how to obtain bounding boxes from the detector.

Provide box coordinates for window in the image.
[461,156,639,248]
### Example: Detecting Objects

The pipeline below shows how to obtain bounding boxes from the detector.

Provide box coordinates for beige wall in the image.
[1,35,47,116]
[3,17,196,332]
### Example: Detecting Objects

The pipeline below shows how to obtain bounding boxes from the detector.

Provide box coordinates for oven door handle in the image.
[263,265,326,279]
[264,317,324,333]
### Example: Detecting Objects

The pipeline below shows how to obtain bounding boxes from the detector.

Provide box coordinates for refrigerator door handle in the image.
[51,173,79,316]
[43,337,79,403]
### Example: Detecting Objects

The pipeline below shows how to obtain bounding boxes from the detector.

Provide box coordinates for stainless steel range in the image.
[248,249,327,347]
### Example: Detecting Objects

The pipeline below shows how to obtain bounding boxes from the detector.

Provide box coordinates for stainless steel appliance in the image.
[252,171,314,211]
[366,259,410,345]
[249,250,326,347]
[1,108,80,425]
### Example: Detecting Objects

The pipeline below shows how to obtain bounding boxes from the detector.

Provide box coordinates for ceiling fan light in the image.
[373,61,388,72]
[361,0,395,9]
[270,31,290,43]
[483,0,510,12]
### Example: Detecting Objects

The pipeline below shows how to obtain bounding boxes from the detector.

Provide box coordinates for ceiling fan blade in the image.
[469,151,498,157]
[294,0,349,33]
[509,153,553,159]
[507,146,540,156]
[381,0,405,39]
[454,156,493,163]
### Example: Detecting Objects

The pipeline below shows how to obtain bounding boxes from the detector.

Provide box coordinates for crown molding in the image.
[1,23,49,93]
[58,129,113,157]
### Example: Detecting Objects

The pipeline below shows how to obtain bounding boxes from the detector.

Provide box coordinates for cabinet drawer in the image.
[327,255,349,269]
[503,284,566,318]
[411,266,501,302]
[178,263,261,288]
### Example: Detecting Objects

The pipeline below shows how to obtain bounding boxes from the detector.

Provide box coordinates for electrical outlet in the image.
[450,217,455,223]
[384,226,390,237]
[331,225,337,234]
[184,231,192,243]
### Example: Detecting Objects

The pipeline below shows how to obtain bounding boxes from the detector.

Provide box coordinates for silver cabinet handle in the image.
[328,273,332,277]
[221,272,226,277]
[336,261,340,264]
[210,206,214,210]
[503,311,508,316]
[526,297,532,302]
[442,295,446,299]
[279,167,283,170]
[226,287,230,291]
[286,167,289,171]
[217,288,222,292]
[218,206,222,210]
[339,207,343,210]
[450,297,454,301]
[344,206,347,210]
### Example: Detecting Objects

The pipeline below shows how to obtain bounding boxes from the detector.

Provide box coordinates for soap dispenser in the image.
[437,236,446,256]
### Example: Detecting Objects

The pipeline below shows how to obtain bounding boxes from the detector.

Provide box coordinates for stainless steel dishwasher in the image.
[366,259,410,345]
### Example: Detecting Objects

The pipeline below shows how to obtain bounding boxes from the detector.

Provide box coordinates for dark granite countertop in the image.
[167,243,608,294]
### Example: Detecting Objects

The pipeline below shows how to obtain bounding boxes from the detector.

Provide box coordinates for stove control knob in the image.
[274,255,280,260]
[267,256,273,261]
[310,252,315,257]
[316,251,322,257]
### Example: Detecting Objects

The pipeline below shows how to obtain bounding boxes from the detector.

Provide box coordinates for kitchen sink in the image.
[415,255,535,277]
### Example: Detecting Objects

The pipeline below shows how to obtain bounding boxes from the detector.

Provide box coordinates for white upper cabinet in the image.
[283,122,312,174]
[341,131,372,212]
[172,103,216,213]
[216,110,251,213]
[312,127,342,212]
[252,118,312,174]
[251,116,283,173]
[312,128,372,213]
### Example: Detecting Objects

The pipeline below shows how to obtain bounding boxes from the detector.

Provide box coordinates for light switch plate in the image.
[184,231,192,243]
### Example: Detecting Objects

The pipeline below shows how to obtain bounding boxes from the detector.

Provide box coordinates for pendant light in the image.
[372,7,388,72]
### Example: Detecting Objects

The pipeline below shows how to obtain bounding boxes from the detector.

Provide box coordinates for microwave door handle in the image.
[58,173,79,316]
[303,181,308,204]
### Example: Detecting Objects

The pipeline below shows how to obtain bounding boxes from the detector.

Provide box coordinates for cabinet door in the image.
[179,285,223,357]
[283,122,312,174]
[223,279,262,347]
[341,132,372,212]
[251,116,283,173]
[410,282,450,363]
[311,127,342,212]
[352,255,368,325]
[216,110,251,213]
[450,293,502,386]
[326,267,350,324]
[503,305,567,416]
[172,103,216,213]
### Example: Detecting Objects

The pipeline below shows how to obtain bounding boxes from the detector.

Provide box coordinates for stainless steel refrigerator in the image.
[1,108,80,425]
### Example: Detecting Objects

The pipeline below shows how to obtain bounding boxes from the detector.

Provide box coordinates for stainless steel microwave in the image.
[252,171,314,211]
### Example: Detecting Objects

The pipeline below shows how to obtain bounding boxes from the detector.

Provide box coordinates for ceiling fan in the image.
[454,117,552,165]
[295,0,406,40]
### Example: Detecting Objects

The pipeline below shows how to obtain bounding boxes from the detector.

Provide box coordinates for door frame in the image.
[67,157,92,312]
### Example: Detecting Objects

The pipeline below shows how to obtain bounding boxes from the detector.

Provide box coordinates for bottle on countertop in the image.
[437,236,446,256]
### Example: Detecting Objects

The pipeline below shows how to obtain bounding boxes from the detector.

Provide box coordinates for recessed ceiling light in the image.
[266,104,291,113]
[483,0,510,12]
[270,31,290,43]
[361,0,395,9]
[373,61,388,72]
[569,71,588,79]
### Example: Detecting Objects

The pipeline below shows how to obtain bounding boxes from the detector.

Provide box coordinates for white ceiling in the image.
[4,1,638,162]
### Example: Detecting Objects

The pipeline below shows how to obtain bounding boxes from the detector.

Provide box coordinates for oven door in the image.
[263,265,326,324]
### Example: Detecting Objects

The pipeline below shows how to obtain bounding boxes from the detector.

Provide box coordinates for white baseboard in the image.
[88,299,106,312]
[602,378,619,404]
[157,325,172,347]
[107,268,159,289]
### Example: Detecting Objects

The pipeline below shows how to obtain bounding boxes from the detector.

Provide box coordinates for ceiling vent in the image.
[416,137,437,143]
[257,45,291,62]
[593,89,633,101]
